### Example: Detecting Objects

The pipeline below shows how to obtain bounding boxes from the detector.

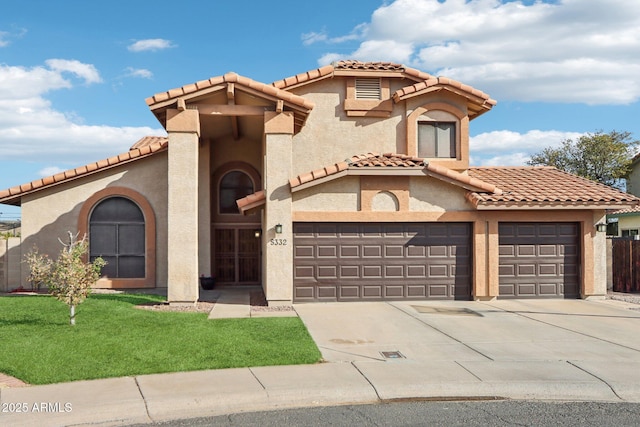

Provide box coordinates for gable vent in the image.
[355,78,381,100]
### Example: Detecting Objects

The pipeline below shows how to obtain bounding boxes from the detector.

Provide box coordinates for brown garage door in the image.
[499,222,580,298]
[293,222,472,302]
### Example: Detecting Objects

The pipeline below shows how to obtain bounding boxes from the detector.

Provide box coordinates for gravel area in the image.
[607,291,640,305]
[135,301,215,313]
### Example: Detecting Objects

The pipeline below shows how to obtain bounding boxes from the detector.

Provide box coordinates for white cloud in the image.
[469,129,585,166]
[45,59,102,84]
[313,0,640,105]
[38,166,65,177]
[125,67,153,79]
[0,61,164,164]
[128,38,176,52]
[0,28,27,47]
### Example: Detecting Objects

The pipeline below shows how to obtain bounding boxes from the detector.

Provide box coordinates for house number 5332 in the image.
[269,238,287,246]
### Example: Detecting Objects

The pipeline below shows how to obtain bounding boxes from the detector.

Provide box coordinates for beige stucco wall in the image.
[410,177,473,212]
[292,177,360,211]
[263,113,294,303]
[289,79,404,176]
[615,215,640,236]
[0,237,21,291]
[18,153,168,289]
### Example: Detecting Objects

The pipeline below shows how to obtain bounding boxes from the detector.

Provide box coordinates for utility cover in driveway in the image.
[499,222,580,298]
[293,222,472,302]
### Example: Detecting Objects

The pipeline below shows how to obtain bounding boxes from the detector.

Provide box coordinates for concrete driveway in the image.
[294,298,640,401]
[294,298,640,363]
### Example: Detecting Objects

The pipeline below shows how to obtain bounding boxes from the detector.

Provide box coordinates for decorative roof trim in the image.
[0,137,168,206]
[236,190,266,215]
[289,153,502,195]
[147,72,315,111]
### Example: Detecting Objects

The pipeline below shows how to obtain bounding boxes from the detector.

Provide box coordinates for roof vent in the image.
[355,78,381,100]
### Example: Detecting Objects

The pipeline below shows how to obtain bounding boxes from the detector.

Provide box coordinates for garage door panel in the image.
[340,245,359,257]
[499,222,580,299]
[295,265,315,279]
[363,245,382,257]
[318,245,337,258]
[294,222,472,302]
[340,265,359,278]
[318,286,338,299]
[517,264,536,276]
[538,264,558,275]
[339,286,360,299]
[385,285,404,298]
[407,285,427,297]
[499,245,515,256]
[428,246,448,257]
[317,265,338,279]
[517,245,536,256]
[363,265,382,278]
[538,245,557,256]
[407,246,427,257]
[385,245,404,257]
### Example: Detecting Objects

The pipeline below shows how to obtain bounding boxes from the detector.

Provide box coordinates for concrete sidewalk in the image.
[1,297,640,426]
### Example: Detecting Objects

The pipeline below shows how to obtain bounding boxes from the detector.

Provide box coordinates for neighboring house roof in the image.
[288,153,502,195]
[0,137,168,206]
[467,167,640,209]
[272,60,496,119]
[610,204,640,216]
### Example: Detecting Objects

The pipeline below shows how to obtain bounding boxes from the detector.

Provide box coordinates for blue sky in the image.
[1,0,639,220]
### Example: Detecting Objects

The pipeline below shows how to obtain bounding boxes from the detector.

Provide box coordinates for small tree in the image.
[528,130,639,189]
[25,232,106,325]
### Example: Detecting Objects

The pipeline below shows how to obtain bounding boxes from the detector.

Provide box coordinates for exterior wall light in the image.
[254,229,261,238]
[275,223,283,234]
[595,223,608,233]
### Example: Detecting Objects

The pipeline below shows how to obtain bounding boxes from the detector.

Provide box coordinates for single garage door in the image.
[499,222,580,298]
[293,222,472,302]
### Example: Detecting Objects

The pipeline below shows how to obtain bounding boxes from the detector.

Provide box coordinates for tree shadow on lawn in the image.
[89,293,165,306]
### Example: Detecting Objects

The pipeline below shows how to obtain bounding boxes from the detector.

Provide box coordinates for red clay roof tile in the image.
[0,137,168,206]
[467,167,639,207]
[236,190,266,215]
[147,72,314,111]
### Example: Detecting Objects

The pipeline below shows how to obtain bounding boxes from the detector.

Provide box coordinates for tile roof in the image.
[272,60,430,89]
[236,190,266,215]
[610,204,640,215]
[289,153,501,194]
[146,72,314,111]
[467,167,640,209]
[271,60,495,118]
[392,77,496,107]
[0,137,168,206]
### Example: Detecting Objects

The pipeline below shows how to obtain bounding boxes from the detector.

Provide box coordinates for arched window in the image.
[89,197,145,278]
[219,171,254,214]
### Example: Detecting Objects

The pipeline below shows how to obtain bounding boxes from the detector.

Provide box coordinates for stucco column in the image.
[474,219,499,301]
[263,112,294,304]
[166,108,201,303]
[584,211,607,299]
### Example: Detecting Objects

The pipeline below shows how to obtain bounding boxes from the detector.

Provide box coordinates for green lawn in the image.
[0,293,322,385]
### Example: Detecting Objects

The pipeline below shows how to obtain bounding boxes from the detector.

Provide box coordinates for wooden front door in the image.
[213,227,261,285]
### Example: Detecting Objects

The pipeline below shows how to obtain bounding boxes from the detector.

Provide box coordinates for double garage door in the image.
[293,222,581,302]
[293,222,472,302]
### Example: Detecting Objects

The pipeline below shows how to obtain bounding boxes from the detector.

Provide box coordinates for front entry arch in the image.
[211,162,262,286]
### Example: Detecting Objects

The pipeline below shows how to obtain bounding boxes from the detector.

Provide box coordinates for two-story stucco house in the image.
[1,61,637,303]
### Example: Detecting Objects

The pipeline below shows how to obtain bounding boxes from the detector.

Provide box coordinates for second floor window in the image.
[418,122,456,158]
